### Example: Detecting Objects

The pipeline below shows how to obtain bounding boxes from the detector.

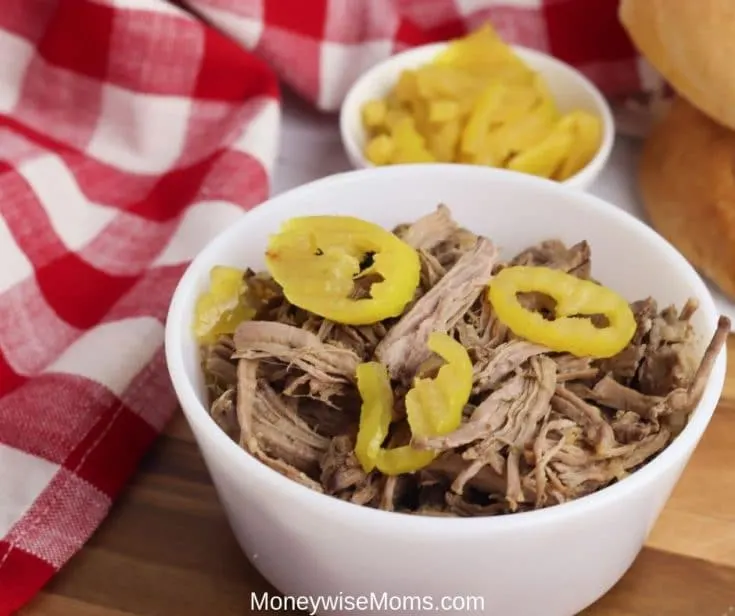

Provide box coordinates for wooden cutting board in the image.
[22,336,735,616]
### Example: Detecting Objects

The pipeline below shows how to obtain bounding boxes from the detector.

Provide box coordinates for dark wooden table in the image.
[22,337,735,616]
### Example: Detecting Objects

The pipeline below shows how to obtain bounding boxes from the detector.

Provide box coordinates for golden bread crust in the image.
[639,96,735,300]
[620,0,735,131]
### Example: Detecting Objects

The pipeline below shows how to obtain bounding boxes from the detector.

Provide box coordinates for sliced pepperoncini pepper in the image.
[354,332,473,475]
[193,266,255,344]
[264,216,420,325]
[405,331,473,436]
[354,362,394,473]
[487,265,636,358]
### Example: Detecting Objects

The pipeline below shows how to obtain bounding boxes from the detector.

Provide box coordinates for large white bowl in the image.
[339,43,615,191]
[165,165,726,616]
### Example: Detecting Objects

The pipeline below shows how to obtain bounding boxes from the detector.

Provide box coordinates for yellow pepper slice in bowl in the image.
[193,266,255,344]
[354,361,394,474]
[354,333,473,475]
[264,215,420,325]
[487,265,637,358]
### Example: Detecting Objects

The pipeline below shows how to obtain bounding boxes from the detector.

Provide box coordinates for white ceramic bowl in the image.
[339,43,615,191]
[165,165,726,616]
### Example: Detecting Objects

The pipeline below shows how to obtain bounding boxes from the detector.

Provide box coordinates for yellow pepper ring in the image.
[354,333,473,476]
[487,266,637,358]
[264,216,420,325]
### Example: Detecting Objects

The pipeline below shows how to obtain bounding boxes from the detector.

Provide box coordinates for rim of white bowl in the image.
[165,164,726,536]
[338,42,616,189]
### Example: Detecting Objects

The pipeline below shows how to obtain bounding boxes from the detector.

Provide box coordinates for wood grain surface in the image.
[21,336,735,616]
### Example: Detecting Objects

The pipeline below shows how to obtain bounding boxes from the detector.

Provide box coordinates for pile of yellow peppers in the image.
[193,214,638,475]
[360,23,603,182]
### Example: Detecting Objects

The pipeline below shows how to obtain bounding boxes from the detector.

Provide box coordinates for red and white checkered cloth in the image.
[0,0,657,612]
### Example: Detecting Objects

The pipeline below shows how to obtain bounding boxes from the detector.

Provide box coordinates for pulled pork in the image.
[199,205,730,517]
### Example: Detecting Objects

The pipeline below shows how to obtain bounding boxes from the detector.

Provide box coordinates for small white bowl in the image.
[165,165,725,616]
[339,43,615,191]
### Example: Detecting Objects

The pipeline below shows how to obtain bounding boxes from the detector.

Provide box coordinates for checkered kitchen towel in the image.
[0,0,658,612]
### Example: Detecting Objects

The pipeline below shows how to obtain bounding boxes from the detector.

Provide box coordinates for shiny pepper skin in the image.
[264,215,421,325]
[487,265,637,358]
[354,332,473,475]
[193,266,255,344]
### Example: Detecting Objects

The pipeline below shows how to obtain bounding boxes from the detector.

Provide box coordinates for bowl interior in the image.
[340,43,614,180]
[166,164,725,527]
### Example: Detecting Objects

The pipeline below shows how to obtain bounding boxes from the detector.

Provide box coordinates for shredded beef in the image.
[375,236,498,380]
[198,205,731,518]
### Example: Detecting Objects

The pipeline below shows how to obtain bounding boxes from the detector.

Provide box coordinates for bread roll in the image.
[620,0,735,131]
[639,96,735,300]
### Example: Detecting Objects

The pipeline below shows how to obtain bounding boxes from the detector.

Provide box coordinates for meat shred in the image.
[199,205,730,517]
